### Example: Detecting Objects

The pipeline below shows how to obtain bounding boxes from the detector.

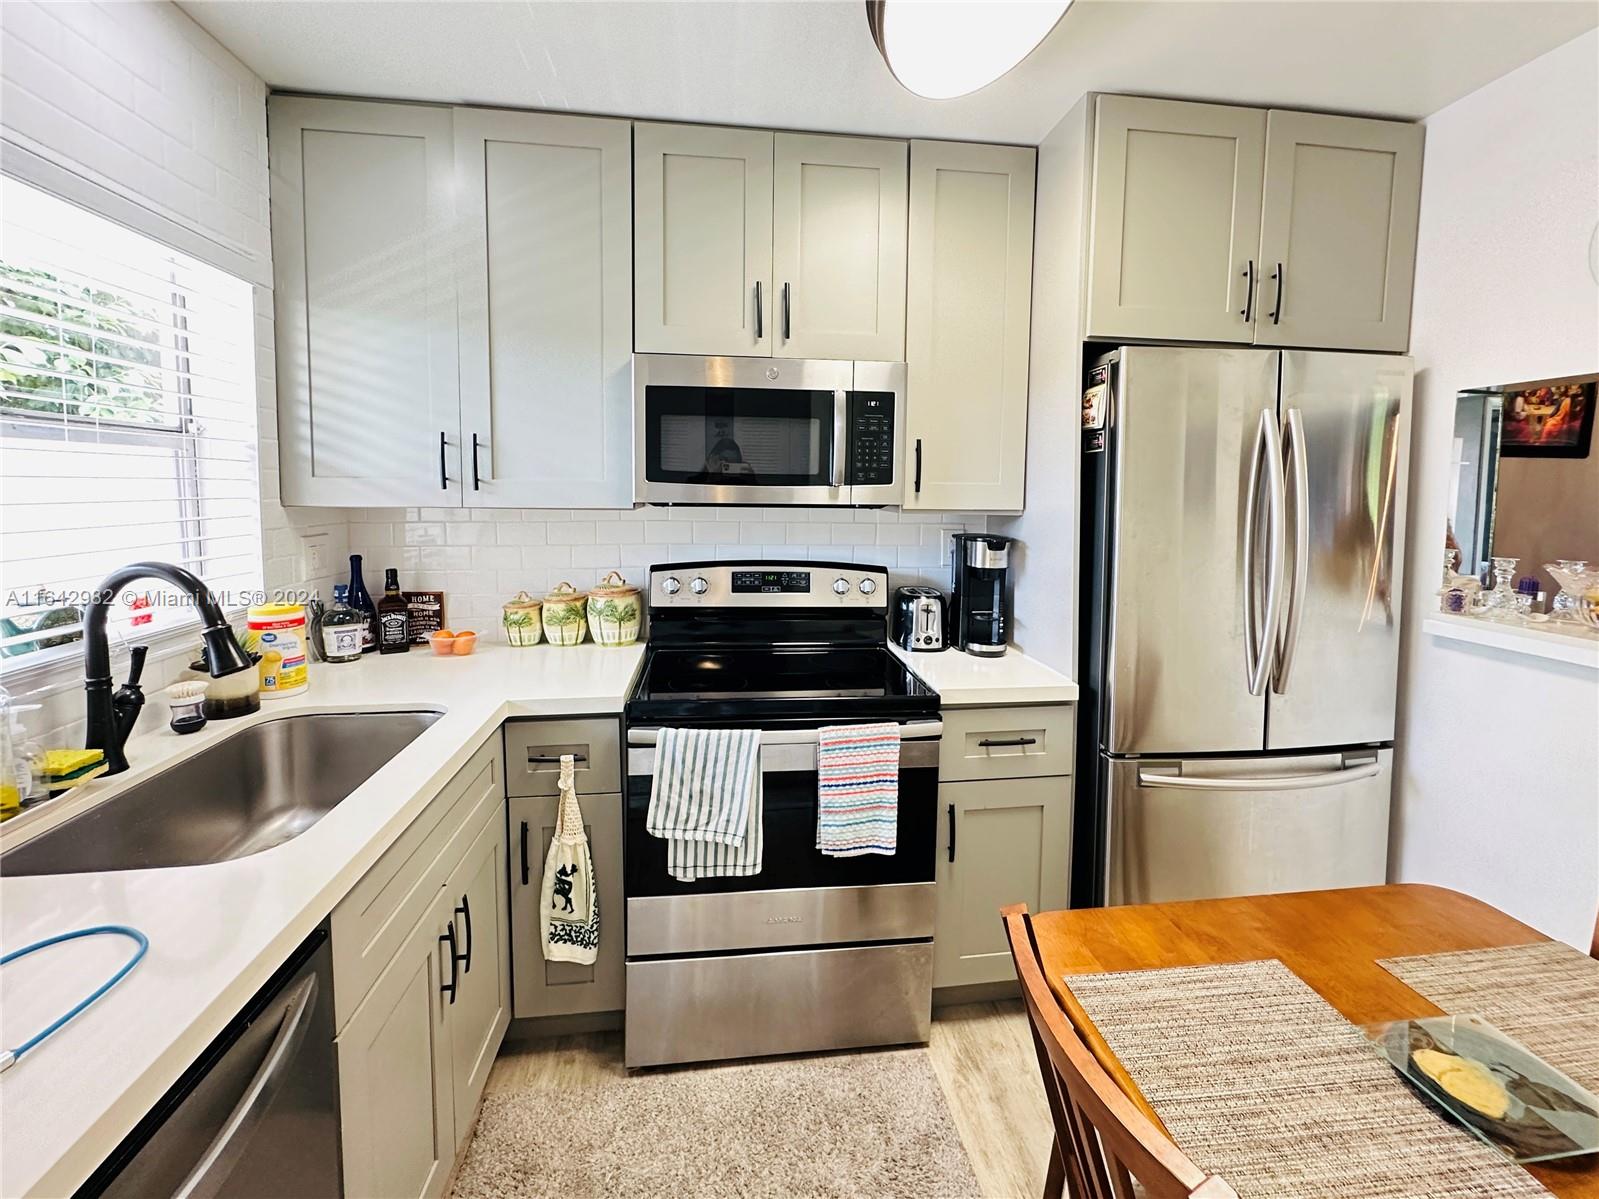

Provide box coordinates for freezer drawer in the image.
[1104,749,1390,905]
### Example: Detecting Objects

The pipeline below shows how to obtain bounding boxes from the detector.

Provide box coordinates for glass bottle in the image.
[319,584,364,664]
[377,568,411,654]
[347,554,378,653]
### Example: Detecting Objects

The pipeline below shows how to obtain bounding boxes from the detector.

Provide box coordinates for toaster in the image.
[892,586,946,652]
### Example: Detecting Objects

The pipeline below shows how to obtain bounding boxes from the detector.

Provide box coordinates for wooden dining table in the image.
[1030,883,1598,1198]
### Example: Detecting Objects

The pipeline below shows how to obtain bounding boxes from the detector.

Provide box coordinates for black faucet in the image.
[85,562,255,775]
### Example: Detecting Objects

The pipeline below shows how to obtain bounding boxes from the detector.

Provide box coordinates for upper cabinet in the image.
[270,97,634,509]
[634,124,908,361]
[454,109,633,508]
[1085,95,1422,353]
[772,133,907,361]
[633,122,773,357]
[270,97,462,507]
[903,140,1036,512]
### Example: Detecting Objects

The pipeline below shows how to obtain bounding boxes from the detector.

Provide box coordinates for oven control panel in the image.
[650,563,889,608]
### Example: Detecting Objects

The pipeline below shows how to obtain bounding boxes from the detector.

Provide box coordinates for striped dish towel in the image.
[646,727,764,882]
[816,722,901,857]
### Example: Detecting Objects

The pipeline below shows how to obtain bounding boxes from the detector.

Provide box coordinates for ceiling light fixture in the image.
[866,0,1071,101]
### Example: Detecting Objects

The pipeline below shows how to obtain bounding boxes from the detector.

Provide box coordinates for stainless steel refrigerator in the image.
[1074,346,1411,906]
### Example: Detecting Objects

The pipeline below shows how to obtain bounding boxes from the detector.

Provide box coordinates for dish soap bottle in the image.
[347,554,378,653]
[377,568,411,654]
[320,584,364,664]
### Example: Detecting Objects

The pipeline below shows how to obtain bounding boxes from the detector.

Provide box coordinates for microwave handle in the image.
[831,390,847,488]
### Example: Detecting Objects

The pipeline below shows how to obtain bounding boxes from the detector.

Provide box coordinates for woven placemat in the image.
[1064,959,1551,1198]
[1379,941,1599,1093]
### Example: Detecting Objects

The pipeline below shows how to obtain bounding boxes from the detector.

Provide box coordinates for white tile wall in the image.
[346,508,988,631]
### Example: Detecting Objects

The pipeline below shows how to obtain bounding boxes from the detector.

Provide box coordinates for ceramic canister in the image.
[541,581,588,646]
[586,571,641,646]
[502,591,543,647]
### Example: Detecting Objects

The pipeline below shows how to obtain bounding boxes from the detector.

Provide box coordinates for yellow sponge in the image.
[39,748,106,782]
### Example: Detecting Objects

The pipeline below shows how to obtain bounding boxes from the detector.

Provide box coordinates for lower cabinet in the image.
[507,789,625,1017]
[444,810,512,1152]
[933,775,1072,989]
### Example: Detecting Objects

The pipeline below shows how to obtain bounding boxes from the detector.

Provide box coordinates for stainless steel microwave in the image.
[633,354,905,506]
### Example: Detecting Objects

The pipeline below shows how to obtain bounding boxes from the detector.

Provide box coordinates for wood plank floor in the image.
[487,1000,1052,1199]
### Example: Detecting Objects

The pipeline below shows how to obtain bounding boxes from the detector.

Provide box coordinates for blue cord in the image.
[0,924,149,1071]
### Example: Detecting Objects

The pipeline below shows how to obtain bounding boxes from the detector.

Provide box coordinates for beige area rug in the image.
[450,1047,982,1199]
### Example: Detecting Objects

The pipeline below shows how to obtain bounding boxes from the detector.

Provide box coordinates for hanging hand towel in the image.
[646,727,764,881]
[540,754,599,964]
[816,722,901,857]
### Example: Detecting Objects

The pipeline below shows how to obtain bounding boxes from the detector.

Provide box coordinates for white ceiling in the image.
[180,0,1598,144]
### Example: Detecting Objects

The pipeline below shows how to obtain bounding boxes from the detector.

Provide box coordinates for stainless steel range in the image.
[623,560,942,1068]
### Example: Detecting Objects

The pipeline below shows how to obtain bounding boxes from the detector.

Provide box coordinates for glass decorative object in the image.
[1542,560,1593,622]
[1481,557,1523,622]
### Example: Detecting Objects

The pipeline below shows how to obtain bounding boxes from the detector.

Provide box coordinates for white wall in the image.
[993,97,1090,676]
[0,1,346,745]
[1393,28,1599,948]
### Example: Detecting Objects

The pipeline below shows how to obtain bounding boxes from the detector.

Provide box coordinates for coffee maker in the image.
[948,533,1013,657]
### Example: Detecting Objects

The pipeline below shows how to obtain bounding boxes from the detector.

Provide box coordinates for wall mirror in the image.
[1446,372,1598,622]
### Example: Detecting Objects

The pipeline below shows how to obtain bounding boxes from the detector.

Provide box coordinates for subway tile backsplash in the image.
[345,507,987,629]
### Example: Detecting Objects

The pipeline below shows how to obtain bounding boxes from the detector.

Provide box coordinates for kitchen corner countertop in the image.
[891,644,1078,706]
[0,643,645,1199]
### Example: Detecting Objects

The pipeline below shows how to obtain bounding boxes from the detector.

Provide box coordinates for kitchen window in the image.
[0,175,262,673]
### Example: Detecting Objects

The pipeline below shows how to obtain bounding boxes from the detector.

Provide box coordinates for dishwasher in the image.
[77,926,341,1198]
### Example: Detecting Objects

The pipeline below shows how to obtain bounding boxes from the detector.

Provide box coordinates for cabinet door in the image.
[269,96,461,507]
[1254,111,1423,352]
[634,122,773,356]
[904,141,1035,512]
[444,808,511,1148]
[336,890,456,1199]
[507,791,625,1018]
[933,777,1071,988]
[455,109,634,508]
[1085,95,1265,344]
[772,133,907,361]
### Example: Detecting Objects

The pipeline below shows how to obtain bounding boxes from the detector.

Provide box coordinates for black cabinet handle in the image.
[1269,262,1285,325]
[979,736,1038,749]
[782,281,791,340]
[456,895,472,973]
[438,430,448,490]
[1241,259,1256,323]
[528,752,587,765]
[914,438,923,495]
[520,820,530,887]
[947,802,956,863]
[439,924,458,1004]
[754,281,763,340]
[470,433,481,491]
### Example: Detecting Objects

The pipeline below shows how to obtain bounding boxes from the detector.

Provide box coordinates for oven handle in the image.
[628,721,942,747]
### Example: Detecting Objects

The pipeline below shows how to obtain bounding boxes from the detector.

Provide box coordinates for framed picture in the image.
[1499,378,1595,458]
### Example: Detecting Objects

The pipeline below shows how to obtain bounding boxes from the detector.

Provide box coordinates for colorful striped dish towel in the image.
[816,722,901,857]
[646,727,764,882]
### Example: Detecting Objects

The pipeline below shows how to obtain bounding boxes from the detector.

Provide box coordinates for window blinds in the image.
[1,175,262,666]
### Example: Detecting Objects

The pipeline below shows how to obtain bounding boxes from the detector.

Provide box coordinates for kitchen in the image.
[1,2,1596,1197]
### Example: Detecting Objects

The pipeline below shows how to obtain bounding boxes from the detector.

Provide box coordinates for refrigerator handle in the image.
[1272,408,1310,694]
[1242,408,1286,696]
[1137,756,1382,792]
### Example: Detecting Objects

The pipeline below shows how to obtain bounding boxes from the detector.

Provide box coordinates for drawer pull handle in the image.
[978,736,1037,749]
[948,803,956,863]
[520,820,530,886]
[527,752,587,765]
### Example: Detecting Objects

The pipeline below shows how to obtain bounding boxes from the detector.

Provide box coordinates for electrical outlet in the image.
[303,533,330,581]
[938,527,963,567]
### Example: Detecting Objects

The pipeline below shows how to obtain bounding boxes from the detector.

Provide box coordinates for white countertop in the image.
[0,637,1072,1196]
[892,644,1078,706]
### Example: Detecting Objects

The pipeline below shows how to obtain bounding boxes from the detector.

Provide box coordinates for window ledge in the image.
[1423,612,1599,670]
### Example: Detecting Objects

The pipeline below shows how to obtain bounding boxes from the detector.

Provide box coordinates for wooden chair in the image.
[1001,904,1238,1199]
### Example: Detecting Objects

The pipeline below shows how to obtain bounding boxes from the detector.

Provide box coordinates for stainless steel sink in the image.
[0,711,442,876]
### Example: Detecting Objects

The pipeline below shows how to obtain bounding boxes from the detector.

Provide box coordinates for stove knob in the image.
[661,576,681,595]
[858,578,878,596]
[690,576,710,595]
[832,577,850,596]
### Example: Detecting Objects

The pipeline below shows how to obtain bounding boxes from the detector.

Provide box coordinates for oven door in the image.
[634,354,854,504]
[624,724,940,955]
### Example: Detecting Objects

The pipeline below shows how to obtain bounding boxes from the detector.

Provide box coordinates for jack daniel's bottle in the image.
[377,568,411,654]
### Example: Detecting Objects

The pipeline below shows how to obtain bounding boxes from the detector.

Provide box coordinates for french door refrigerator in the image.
[1075,345,1411,906]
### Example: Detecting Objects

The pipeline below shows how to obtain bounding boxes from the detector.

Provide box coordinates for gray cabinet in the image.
[932,705,1073,990]
[444,808,511,1150]
[1085,94,1422,352]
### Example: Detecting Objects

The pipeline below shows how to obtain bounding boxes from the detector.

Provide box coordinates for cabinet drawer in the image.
[503,717,621,797]
[332,737,501,1031]
[939,705,1074,782]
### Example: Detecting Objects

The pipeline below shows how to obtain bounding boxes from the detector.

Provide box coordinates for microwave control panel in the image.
[849,392,895,487]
